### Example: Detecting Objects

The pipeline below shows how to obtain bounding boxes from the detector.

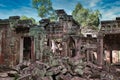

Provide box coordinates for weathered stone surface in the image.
[0,77,14,80]
[0,72,8,77]
[71,77,86,80]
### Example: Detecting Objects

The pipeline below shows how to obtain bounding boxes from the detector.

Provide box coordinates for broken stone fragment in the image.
[50,59,59,67]
[42,76,53,80]
[74,59,83,66]
[89,73,101,79]
[57,74,70,80]
[61,68,67,74]
[46,66,61,76]
[74,68,83,75]
[71,77,86,80]
[45,70,54,76]
[31,67,46,77]
[20,65,28,70]
[0,72,8,77]
[76,65,83,69]
[7,70,18,77]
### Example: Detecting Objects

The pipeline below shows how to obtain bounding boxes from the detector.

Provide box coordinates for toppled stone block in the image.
[0,72,8,77]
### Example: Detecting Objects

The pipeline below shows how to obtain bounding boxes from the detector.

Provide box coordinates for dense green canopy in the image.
[32,0,53,18]
[72,3,102,28]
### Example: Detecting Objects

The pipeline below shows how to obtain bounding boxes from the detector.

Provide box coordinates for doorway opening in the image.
[104,34,120,64]
[68,37,76,57]
[23,37,31,60]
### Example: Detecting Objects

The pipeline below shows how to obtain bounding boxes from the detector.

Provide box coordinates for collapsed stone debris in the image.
[1,55,120,80]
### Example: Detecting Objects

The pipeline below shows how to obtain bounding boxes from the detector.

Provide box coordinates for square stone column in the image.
[97,36,104,66]
[31,37,35,62]
[19,37,23,63]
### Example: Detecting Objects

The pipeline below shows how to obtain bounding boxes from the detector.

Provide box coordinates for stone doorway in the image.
[68,37,76,57]
[23,37,31,61]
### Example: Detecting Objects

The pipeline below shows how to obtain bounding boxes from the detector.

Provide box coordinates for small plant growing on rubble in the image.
[13,74,20,80]
[42,47,53,63]
[68,58,85,76]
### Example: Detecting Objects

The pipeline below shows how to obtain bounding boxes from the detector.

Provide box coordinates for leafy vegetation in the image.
[72,3,102,28]
[32,0,53,18]
[20,15,36,24]
[49,11,58,22]
[32,0,57,21]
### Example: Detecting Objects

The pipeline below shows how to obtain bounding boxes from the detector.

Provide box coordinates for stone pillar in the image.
[75,37,81,58]
[19,37,23,63]
[31,37,35,62]
[97,36,103,66]
[63,41,68,57]
[0,30,2,64]
[35,38,40,60]
[87,50,90,62]
[75,39,78,56]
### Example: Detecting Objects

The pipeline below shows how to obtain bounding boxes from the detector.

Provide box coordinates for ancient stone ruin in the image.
[0,9,120,80]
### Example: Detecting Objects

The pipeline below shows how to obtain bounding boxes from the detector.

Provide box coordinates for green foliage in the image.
[72,3,83,16]
[13,73,20,80]
[32,0,53,18]
[20,16,28,20]
[20,15,36,24]
[72,3,101,28]
[49,11,58,22]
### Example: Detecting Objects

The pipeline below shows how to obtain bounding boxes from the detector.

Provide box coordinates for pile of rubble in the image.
[0,57,120,80]
[17,58,120,80]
